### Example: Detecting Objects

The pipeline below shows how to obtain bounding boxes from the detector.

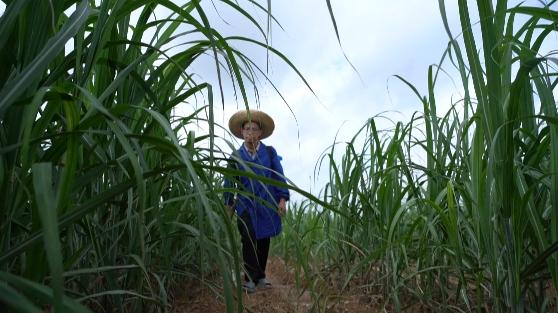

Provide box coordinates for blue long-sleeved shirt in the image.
[224,142,290,239]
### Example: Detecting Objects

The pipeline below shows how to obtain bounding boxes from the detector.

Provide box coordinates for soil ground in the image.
[172,257,384,313]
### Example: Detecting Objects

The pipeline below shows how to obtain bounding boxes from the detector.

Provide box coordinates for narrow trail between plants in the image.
[172,257,380,313]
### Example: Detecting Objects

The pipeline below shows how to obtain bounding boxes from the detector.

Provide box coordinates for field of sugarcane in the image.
[1,0,558,313]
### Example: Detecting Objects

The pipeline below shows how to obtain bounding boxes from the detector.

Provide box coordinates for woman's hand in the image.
[226,204,234,217]
[278,198,287,216]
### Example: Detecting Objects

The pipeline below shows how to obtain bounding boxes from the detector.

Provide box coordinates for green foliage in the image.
[3,0,558,312]
[276,1,558,312]
[0,0,301,312]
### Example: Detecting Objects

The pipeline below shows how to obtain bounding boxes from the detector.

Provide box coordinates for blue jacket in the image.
[224,142,290,239]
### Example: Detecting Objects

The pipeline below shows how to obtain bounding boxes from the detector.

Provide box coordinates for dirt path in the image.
[172,257,379,313]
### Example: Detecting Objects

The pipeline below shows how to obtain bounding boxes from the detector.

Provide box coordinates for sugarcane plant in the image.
[276,1,558,312]
[0,0,306,312]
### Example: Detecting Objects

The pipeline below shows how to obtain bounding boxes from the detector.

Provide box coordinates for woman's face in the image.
[241,121,262,144]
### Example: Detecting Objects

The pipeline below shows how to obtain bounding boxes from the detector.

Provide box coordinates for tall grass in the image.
[0,1,306,312]
[3,0,558,312]
[276,1,558,312]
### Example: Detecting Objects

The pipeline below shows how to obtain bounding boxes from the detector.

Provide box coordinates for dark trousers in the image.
[237,211,270,282]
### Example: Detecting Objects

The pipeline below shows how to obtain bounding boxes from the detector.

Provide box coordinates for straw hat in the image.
[228,109,275,139]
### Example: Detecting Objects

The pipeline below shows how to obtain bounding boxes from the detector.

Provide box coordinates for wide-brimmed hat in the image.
[228,109,275,139]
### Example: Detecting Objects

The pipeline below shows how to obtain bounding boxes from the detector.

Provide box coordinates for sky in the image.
[195,0,468,199]
[198,0,556,201]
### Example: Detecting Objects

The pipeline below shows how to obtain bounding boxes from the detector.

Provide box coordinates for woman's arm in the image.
[268,146,290,202]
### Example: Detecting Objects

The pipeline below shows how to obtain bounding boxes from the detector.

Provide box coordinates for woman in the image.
[223,109,290,294]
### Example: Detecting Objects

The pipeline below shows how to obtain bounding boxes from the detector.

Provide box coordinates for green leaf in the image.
[0,0,92,118]
[31,163,64,312]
